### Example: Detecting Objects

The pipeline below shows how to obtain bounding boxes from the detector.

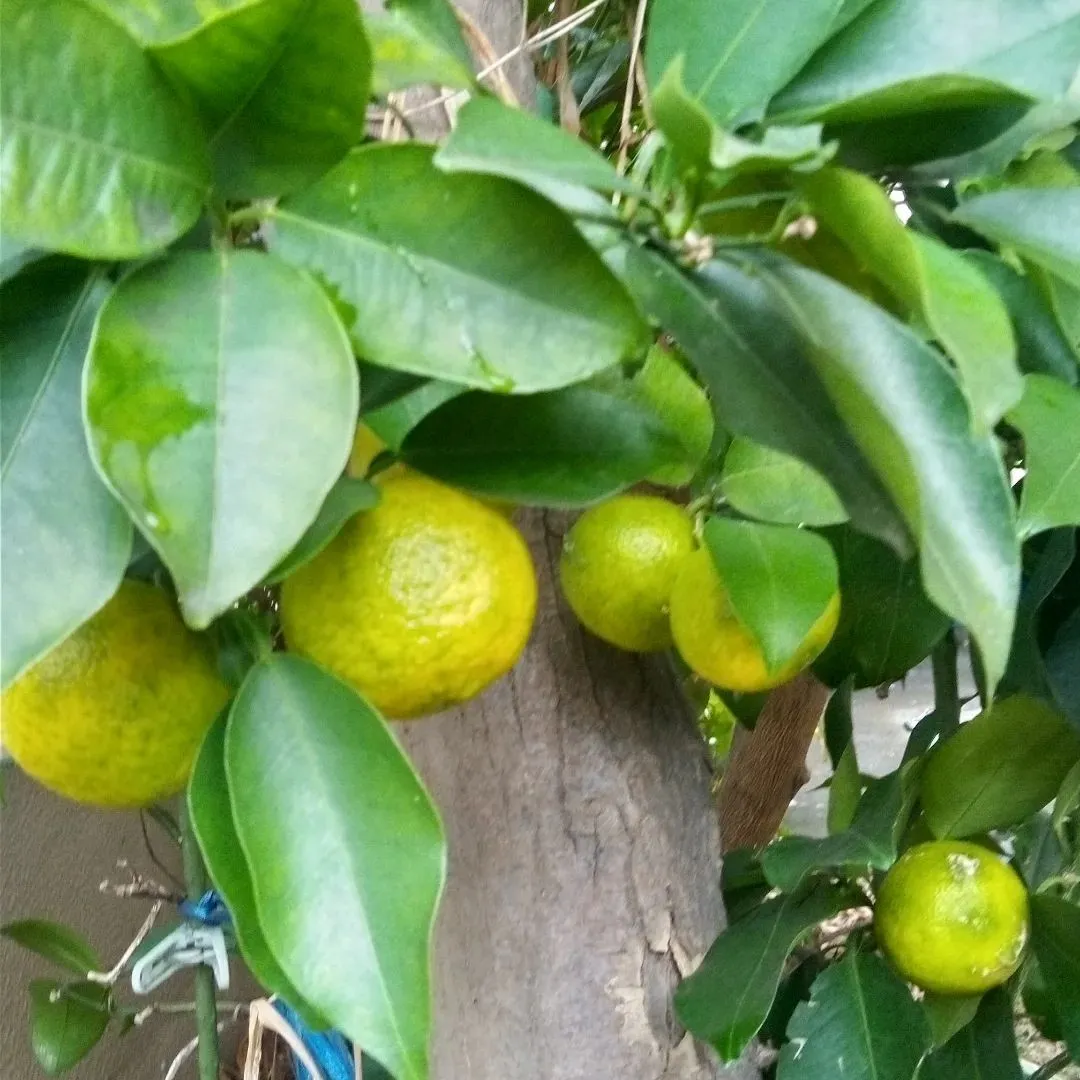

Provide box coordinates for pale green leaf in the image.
[368,10,474,95]
[29,981,109,1076]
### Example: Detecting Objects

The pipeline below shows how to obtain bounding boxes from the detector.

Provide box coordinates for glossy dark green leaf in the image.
[402,386,690,507]
[1053,758,1080,846]
[814,527,949,690]
[922,993,981,1049]
[1008,374,1080,537]
[590,345,714,486]
[965,252,1078,384]
[921,695,1080,838]
[270,144,646,393]
[0,0,210,258]
[1015,810,1069,890]
[954,189,1080,289]
[1,920,100,976]
[762,764,919,891]
[771,0,1080,125]
[827,744,861,835]
[744,251,1020,693]
[702,517,839,673]
[435,96,635,194]
[363,380,464,450]
[778,952,930,1079]
[800,168,1021,430]
[1047,604,1080,727]
[674,887,853,1061]
[1,262,131,689]
[226,655,446,1080]
[607,246,907,551]
[645,0,840,126]
[918,989,1022,1080]
[29,981,109,1076]
[720,437,848,527]
[85,251,357,629]
[0,234,43,283]
[1030,894,1080,1058]
[148,0,371,198]
[368,10,473,95]
[266,476,379,584]
[188,711,323,1023]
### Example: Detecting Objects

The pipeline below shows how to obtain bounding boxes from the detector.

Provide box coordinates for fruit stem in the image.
[931,627,960,735]
[180,806,220,1080]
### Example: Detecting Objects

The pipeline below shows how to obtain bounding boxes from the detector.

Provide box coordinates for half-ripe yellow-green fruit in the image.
[280,470,537,719]
[669,548,840,692]
[559,495,694,652]
[1,581,229,808]
[876,841,1029,995]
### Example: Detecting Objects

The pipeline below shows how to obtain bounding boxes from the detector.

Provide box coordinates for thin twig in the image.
[615,0,649,179]
[140,811,186,893]
[132,1000,247,1026]
[931,627,961,736]
[86,901,163,986]
[554,0,581,135]
[1031,1051,1074,1080]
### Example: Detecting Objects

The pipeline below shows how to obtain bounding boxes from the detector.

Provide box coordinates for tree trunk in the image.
[399,512,756,1079]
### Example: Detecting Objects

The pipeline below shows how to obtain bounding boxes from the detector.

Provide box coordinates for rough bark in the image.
[399,512,754,1079]
[716,673,830,852]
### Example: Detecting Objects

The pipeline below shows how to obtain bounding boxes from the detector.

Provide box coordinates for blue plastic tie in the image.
[179,889,232,928]
[274,999,355,1080]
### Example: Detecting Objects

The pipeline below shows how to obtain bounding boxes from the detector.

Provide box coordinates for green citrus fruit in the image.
[669,548,840,692]
[1,581,228,808]
[559,495,694,652]
[876,841,1029,995]
[280,470,537,719]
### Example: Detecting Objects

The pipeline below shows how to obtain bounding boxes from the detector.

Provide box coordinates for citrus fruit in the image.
[1,581,228,808]
[876,840,1029,995]
[348,423,387,477]
[559,495,694,652]
[669,548,840,692]
[280,470,537,719]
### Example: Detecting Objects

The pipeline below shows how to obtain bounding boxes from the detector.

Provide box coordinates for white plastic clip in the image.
[130,924,230,995]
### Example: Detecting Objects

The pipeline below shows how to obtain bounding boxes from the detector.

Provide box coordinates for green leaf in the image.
[827,743,861,835]
[762,764,919,891]
[645,0,841,126]
[85,251,358,629]
[1015,810,1069,890]
[29,981,109,1076]
[151,0,371,198]
[965,252,1078,385]
[954,188,1080,290]
[674,887,854,1062]
[435,96,636,195]
[814,527,949,690]
[1008,374,1080,537]
[918,988,1022,1080]
[188,711,324,1023]
[363,380,464,450]
[0,234,43,284]
[402,386,691,507]
[1030,894,1080,1059]
[777,952,930,1080]
[702,516,838,673]
[1,262,131,689]
[800,168,1021,430]
[1,921,100,976]
[920,695,1080,838]
[0,0,210,258]
[607,247,907,551]
[922,992,981,1049]
[368,10,474,96]
[226,655,446,1080]
[1047,604,1080,727]
[270,143,646,393]
[770,0,1080,125]
[743,251,1021,694]
[590,345,714,486]
[1053,757,1080,847]
[386,0,472,70]
[265,475,379,584]
[720,438,848,527]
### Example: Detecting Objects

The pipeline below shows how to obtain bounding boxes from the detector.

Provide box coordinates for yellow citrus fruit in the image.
[1,581,228,808]
[559,495,694,652]
[280,470,537,719]
[876,841,1029,995]
[669,548,840,692]
[348,423,388,477]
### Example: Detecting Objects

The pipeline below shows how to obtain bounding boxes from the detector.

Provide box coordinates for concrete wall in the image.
[1,771,255,1080]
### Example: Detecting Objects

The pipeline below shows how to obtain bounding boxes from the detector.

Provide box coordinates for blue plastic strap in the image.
[274,999,355,1080]
[179,890,232,928]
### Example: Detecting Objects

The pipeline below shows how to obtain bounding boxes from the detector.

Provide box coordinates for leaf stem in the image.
[180,807,220,1080]
[931,627,961,735]
[1031,1051,1073,1080]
